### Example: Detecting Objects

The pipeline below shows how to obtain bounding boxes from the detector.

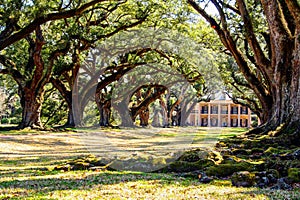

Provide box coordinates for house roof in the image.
[211,91,231,101]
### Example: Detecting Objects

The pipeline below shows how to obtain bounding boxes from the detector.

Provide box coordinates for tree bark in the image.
[101,100,111,126]
[18,26,46,129]
[259,0,300,133]
[50,77,75,127]
[115,98,134,127]
[152,108,161,127]
[95,92,111,127]
[66,107,76,127]
[131,86,167,121]
[159,98,170,127]
[19,88,44,129]
[139,107,150,127]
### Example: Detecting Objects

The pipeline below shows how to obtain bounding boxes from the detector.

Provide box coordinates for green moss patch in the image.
[205,162,254,177]
[177,148,209,162]
[231,171,256,187]
[264,147,281,155]
[159,159,214,173]
[54,155,109,171]
[288,168,300,182]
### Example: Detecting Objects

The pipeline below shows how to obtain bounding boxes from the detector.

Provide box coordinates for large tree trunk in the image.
[100,101,111,127]
[139,107,149,127]
[119,110,134,127]
[18,26,46,129]
[98,101,113,127]
[50,78,76,127]
[169,97,182,126]
[258,0,300,134]
[263,77,300,136]
[14,26,68,129]
[95,93,111,127]
[130,86,167,126]
[152,109,161,127]
[159,98,169,127]
[19,89,44,129]
[66,107,76,127]
[72,91,84,127]
[181,100,197,126]
[115,98,134,127]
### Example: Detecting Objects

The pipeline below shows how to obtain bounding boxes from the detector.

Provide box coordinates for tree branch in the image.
[0,0,110,50]
[0,55,24,86]
[285,0,300,26]
[236,0,271,70]
[131,85,167,119]
[218,1,240,15]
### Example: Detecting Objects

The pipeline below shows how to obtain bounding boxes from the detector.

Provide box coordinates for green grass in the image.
[1,170,299,199]
[0,127,299,199]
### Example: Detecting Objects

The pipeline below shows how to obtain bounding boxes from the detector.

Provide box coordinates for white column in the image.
[208,103,211,127]
[218,103,221,127]
[228,103,231,127]
[194,109,196,126]
[248,107,251,127]
[238,105,241,127]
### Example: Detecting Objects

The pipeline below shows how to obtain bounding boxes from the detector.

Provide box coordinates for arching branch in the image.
[0,0,110,50]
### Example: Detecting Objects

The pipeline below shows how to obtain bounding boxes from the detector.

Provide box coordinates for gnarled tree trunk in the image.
[251,0,300,135]
[18,26,46,129]
[19,88,44,129]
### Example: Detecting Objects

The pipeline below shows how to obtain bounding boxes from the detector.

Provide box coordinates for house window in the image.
[221,105,228,114]
[240,119,248,127]
[231,118,238,127]
[211,118,218,126]
[201,106,208,114]
[241,106,248,114]
[221,117,228,127]
[211,105,218,114]
[231,106,238,114]
[201,118,208,126]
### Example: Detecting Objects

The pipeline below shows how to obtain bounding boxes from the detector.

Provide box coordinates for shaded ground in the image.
[0,127,299,199]
[0,133,87,159]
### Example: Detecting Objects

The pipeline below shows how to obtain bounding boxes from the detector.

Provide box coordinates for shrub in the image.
[288,168,300,182]
[1,118,9,124]
[9,117,20,124]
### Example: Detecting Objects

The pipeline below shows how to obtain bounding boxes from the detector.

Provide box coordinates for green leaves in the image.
[0,0,237,127]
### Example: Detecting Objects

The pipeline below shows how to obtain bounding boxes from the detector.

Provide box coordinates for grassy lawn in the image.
[0,127,299,199]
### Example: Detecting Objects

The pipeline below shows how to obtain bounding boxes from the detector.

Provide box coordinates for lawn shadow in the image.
[0,125,19,132]
[0,171,181,196]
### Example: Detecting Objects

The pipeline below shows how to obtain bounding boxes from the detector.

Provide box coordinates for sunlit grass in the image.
[1,169,299,199]
[0,127,299,199]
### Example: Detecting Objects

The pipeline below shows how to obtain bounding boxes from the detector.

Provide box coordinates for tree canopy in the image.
[0,0,299,137]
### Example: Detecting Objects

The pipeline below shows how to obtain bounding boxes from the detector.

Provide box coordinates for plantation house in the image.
[187,92,256,128]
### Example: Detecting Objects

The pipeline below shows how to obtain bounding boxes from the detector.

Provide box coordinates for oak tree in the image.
[188,0,300,135]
